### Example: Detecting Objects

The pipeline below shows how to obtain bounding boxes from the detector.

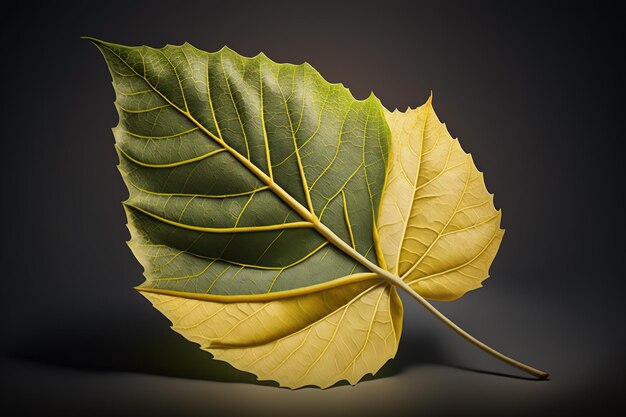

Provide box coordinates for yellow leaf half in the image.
[138,274,403,389]
[378,96,504,301]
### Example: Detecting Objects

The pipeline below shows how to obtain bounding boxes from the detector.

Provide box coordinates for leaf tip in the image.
[81,36,110,48]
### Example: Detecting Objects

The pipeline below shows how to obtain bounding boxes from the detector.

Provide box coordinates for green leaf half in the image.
[89,39,390,295]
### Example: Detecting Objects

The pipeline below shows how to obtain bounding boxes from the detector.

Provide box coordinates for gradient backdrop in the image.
[1,1,623,416]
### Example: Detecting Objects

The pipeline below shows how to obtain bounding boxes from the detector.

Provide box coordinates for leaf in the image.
[378,97,505,301]
[87,39,511,388]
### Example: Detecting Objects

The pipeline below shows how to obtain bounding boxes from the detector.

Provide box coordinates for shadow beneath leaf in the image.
[5,313,276,387]
[365,325,542,384]
[5,311,528,387]
[451,366,545,381]
[363,328,450,382]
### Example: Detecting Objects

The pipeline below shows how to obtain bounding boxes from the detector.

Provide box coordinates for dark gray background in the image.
[1,1,624,416]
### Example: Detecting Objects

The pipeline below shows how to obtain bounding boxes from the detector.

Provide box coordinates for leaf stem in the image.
[391,278,549,379]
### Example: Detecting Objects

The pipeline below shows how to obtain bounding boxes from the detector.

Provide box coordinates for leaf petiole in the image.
[392,278,549,379]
